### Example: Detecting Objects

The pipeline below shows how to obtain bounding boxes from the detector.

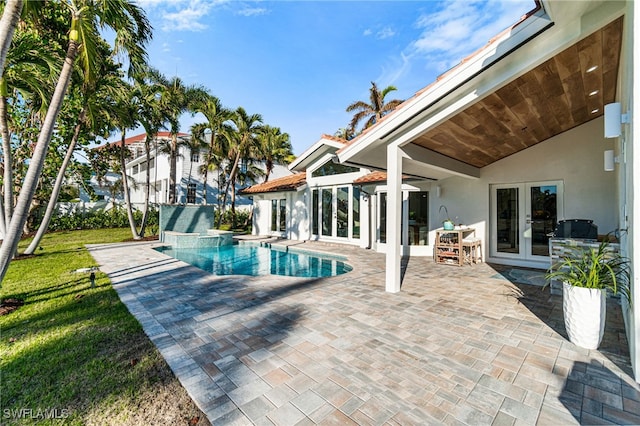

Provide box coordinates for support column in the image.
[385,144,403,293]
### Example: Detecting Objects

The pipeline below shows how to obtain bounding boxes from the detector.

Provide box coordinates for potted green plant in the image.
[545,240,630,349]
[439,205,455,230]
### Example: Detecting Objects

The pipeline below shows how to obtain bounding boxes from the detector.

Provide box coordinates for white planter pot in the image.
[562,282,606,349]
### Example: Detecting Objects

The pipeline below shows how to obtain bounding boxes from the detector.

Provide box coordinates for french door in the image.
[490,181,563,263]
[312,186,360,241]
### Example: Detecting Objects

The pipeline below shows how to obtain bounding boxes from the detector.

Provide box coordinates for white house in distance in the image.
[112,131,289,207]
[243,1,640,382]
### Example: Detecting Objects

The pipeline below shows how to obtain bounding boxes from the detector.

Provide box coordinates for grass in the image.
[0,229,209,425]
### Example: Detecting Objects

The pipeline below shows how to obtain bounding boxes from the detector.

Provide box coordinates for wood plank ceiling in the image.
[412,17,623,168]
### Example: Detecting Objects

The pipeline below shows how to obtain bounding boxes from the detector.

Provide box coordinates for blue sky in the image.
[137,0,535,155]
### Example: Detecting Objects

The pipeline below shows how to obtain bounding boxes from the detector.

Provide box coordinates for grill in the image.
[551,219,598,240]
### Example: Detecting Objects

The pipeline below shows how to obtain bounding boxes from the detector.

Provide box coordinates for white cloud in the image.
[236,7,268,17]
[405,0,534,74]
[161,2,213,32]
[136,0,228,32]
[376,27,396,40]
[363,26,396,40]
[161,42,170,52]
[140,0,268,32]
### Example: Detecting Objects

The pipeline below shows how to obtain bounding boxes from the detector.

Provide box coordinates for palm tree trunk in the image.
[218,150,241,228]
[119,132,140,240]
[0,93,13,227]
[0,0,22,76]
[24,108,86,255]
[168,133,177,204]
[0,196,6,237]
[264,160,273,183]
[202,134,215,204]
[202,163,208,205]
[231,174,237,229]
[0,39,79,284]
[138,136,151,237]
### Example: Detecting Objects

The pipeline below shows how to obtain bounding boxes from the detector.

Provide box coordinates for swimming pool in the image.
[155,244,352,277]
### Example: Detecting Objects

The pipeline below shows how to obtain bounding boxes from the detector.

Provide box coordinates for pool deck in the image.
[87,239,640,425]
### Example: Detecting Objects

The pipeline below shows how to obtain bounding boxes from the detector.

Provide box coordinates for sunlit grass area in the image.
[0,229,208,425]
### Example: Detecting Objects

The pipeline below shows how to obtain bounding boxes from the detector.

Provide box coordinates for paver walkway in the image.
[87,240,640,425]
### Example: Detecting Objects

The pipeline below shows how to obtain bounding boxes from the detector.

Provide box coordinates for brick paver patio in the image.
[88,239,640,425]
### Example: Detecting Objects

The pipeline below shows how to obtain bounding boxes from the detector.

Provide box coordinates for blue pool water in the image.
[155,244,352,277]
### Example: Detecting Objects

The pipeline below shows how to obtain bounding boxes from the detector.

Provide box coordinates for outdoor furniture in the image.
[463,237,483,264]
[435,227,477,266]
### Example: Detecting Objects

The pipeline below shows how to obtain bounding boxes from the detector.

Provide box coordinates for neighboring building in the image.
[111,131,290,208]
[243,1,640,382]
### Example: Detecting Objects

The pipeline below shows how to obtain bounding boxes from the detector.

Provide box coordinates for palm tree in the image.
[257,125,294,182]
[130,68,165,235]
[0,0,24,75]
[0,28,60,231]
[148,69,208,204]
[185,124,207,202]
[0,0,152,283]
[346,81,404,133]
[24,44,121,255]
[334,126,355,141]
[218,107,262,228]
[193,95,233,204]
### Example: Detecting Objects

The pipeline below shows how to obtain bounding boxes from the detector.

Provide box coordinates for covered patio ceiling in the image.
[414,16,622,169]
[341,16,623,179]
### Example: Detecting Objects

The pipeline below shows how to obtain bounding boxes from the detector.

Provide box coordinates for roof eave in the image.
[337,7,553,165]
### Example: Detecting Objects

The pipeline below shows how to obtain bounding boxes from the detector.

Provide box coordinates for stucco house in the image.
[114,131,289,208]
[243,1,640,382]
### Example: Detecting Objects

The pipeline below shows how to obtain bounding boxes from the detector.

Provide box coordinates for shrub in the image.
[47,204,159,232]
[214,209,251,233]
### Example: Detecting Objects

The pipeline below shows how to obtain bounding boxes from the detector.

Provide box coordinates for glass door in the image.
[491,181,563,262]
[375,190,430,255]
[314,186,360,241]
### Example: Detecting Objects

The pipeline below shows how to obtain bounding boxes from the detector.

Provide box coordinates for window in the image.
[271,200,278,231]
[408,191,429,246]
[312,190,319,235]
[279,199,286,231]
[191,152,199,163]
[322,189,333,236]
[132,164,139,174]
[187,183,197,204]
[311,161,359,178]
[337,187,349,237]
[352,187,360,239]
[149,157,155,169]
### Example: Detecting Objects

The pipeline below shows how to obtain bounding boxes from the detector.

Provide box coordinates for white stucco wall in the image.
[251,191,307,239]
[432,116,617,265]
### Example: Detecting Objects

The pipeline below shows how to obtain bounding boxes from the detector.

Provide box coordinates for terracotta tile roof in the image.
[320,134,348,144]
[240,173,306,194]
[101,131,190,148]
[353,171,410,184]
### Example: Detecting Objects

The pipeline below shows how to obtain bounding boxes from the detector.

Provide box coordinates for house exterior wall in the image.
[432,116,616,268]
[622,0,638,382]
[251,191,306,239]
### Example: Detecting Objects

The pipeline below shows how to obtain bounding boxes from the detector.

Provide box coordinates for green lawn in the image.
[0,229,208,425]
